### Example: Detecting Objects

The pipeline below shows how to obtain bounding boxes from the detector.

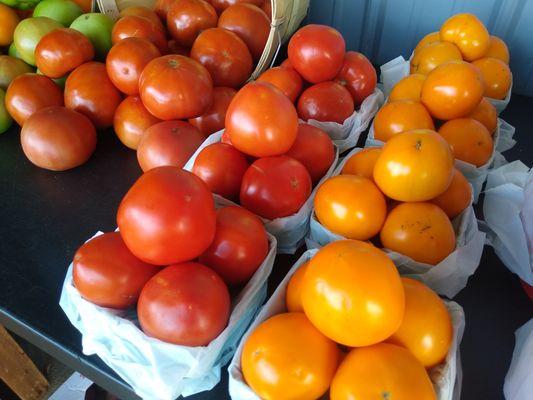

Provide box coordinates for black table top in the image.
[0,95,531,400]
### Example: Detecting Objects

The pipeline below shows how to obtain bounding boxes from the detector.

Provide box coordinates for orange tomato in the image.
[341,147,381,181]
[388,278,453,368]
[314,175,387,240]
[241,312,340,400]
[410,41,462,75]
[421,60,485,120]
[438,118,493,167]
[330,343,437,400]
[485,35,510,64]
[472,57,512,100]
[414,31,440,54]
[440,13,490,61]
[381,202,456,265]
[119,6,165,31]
[0,4,19,46]
[373,100,435,142]
[113,96,161,150]
[388,74,426,102]
[285,261,308,312]
[430,168,472,219]
[256,66,303,103]
[373,129,454,202]
[301,240,405,347]
[467,97,497,135]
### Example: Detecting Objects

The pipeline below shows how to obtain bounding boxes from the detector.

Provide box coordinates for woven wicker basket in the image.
[94,0,309,78]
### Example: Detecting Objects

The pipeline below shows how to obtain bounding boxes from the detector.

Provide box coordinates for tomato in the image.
[279,57,292,69]
[21,106,96,171]
[154,0,175,20]
[472,57,512,100]
[65,62,123,129]
[374,100,434,142]
[71,0,92,13]
[111,15,168,54]
[218,3,270,61]
[0,3,19,46]
[139,55,214,120]
[341,147,381,181]
[192,142,249,199]
[241,313,340,400]
[240,156,311,219]
[119,6,164,31]
[414,31,440,54]
[373,130,454,202]
[256,66,303,102]
[261,0,271,20]
[330,343,437,400]
[440,13,490,61]
[285,123,335,184]
[73,232,160,309]
[167,0,218,47]
[0,55,33,90]
[410,41,463,75]
[430,168,472,219]
[421,60,484,120]
[137,120,204,170]
[485,35,509,64]
[106,37,161,95]
[225,81,298,157]
[210,0,263,13]
[13,17,63,66]
[33,0,83,27]
[335,51,377,106]
[298,81,354,124]
[302,240,405,346]
[188,87,236,136]
[117,167,216,265]
[190,27,252,88]
[5,73,64,126]
[70,13,114,59]
[389,73,426,102]
[438,117,493,167]
[199,206,268,285]
[167,39,190,56]
[138,262,230,346]
[113,96,161,150]
[0,89,13,134]
[35,28,94,79]
[468,97,497,134]
[288,24,345,83]
[285,261,307,312]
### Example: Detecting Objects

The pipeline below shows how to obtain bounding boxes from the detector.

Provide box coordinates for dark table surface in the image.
[0,95,532,400]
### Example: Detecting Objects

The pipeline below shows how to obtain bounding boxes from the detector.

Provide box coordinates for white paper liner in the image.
[504,319,533,400]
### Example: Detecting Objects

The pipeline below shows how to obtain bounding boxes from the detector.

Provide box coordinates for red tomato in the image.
[240,155,312,219]
[139,55,214,120]
[262,0,271,20]
[286,123,335,184]
[111,15,168,54]
[64,62,123,129]
[335,51,377,106]
[225,81,298,157]
[190,27,252,88]
[119,6,165,31]
[138,262,230,346]
[280,58,293,69]
[73,232,160,309]
[117,167,217,265]
[288,24,345,83]
[5,73,63,126]
[113,96,161,150]
[35,28,94,79]
[210,0,263,13]
[106,37,161,95]
[167,0,218,47]
[154,0,175,20]
[188,86,236,136]
[167,39,190,56]
[137,120,205,170]
[199,206,268,285]
[192,142,249,199]
[256,66,303,102]
[298,81,354,123]
[221,130,232,144]
[21,106,96,171]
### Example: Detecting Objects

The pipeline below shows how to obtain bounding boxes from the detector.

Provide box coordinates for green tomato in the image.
[36,68,67,88]
[13,17,63,66]
[8,42,20,58]
[70,13,114,59]
[0,89,13,134]
[33,0,83,27]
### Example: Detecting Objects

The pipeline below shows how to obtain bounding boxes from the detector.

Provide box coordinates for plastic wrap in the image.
[504,319,533,400]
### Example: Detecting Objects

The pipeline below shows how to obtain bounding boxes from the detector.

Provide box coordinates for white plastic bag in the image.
[504,319,533,400]
[228,249,466,400]
[59,207,278,400]
[482,161,533,285]
[184,130,340,254]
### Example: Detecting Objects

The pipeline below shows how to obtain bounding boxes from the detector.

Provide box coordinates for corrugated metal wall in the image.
[306,0,533,96]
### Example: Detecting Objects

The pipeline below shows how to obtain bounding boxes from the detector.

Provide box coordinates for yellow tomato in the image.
[411,41,463,75]
[414,31,440,54]
[485,35,510,64]
[440,13,490,61]
[472,57,512,100]
[374,100,435,142]
[430,168,472,219]
[341,147,381,181]
[285,262,308,312]
[468,97,498,135]
[389,73,426,102]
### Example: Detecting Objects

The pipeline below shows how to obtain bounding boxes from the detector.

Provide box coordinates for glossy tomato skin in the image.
[285,261,308,312]
[111,15,168,54]
[256,66,303,102]
[190,27,252,88]
[73,232,160,309]
[210,0,263,13]
[439,13,489,61]
[106,37,161,95]
[199,206,268,286]
[297,81,354,124]
[64,61,123,129]
[335,51,377,106]
[0,3,19,47]
[154,0,175,20]
[5,73,63,126]
[471,57,512,100]
[188,86,236,136]
[410,41,462,75]
[119,6,164,31]
[288,24,345,83]
[192,142,249,199]
[430,168,472,219]
[467,97,497,134]
[388,73,426,102]
[414,31,440,54]
[240,155,312,219]
[35,28,94,79]
[485,35,509,64]
[341,147,381,181]
[139,55,214,120]
[113,96,161,150]
[117,167,217,265]
[138,262,230,346]
[225,81,298,157]
[373,100,435,142]
[167,0,218,47]
[21,106,96,171]
[137,120,204,170]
